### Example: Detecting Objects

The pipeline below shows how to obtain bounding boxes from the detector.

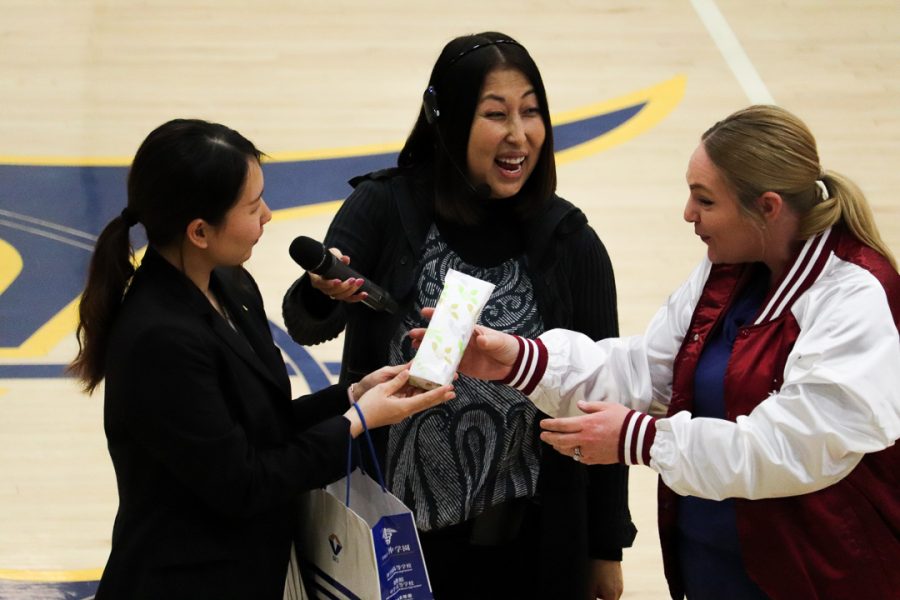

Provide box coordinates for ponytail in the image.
[798,171,897,270]
[68,214,137,393]
[703,105,897,272]
[68,119,263,393]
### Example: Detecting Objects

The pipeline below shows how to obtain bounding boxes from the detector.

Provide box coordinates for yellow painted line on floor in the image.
[0,568,102,582]
[556,74,686,165]
[0,77,687,359]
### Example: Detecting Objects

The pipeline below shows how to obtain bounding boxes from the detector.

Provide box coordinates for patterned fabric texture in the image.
[387,225,544,530]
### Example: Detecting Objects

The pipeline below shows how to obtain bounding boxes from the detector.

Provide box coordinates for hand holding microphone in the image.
[289,236,399,314]
[308,248,365,303]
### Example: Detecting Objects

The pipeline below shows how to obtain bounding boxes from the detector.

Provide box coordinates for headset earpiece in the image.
[422,85,440,125]
[420,83,491,199]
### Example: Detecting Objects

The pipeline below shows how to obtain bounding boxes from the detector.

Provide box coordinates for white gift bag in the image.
[284,543,310,600]
[295,427,432,599]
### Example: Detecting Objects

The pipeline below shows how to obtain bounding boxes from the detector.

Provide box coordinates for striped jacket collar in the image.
[754,226,838,325]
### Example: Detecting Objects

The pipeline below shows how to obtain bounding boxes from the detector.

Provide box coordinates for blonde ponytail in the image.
[703,105,897,271]
[799,171,897,270]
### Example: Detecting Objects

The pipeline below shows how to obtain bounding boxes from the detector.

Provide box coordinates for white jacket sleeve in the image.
[528,259,710,418]
[519,257,900,501]
[651,258,900,499]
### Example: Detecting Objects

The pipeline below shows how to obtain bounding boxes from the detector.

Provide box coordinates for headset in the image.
[422,38,523,126]
[421,38,523,197]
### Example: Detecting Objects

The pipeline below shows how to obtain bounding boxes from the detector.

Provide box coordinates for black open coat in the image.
[283,168,636,599]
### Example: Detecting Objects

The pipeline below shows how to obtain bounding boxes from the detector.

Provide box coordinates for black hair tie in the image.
[120,207,138,227]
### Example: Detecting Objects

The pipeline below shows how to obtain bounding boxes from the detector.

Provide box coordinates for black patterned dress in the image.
[387,224,544,530]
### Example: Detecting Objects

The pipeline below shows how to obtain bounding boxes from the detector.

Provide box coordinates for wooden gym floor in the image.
[1,1,897,597]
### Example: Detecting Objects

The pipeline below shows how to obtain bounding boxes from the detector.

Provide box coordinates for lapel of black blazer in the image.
[139,249,291,398]
[210,267,292,398]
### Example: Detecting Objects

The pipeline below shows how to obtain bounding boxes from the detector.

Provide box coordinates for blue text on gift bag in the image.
[373,513,430,599]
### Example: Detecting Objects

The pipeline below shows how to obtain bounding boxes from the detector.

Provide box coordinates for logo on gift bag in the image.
[381,527,398,545]
[328,533,343,559]
[373,514,433,598]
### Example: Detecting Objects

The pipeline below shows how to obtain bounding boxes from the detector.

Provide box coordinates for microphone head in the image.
[288,236,327,270]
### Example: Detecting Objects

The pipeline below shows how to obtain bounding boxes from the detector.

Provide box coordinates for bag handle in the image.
[345,402,387,506]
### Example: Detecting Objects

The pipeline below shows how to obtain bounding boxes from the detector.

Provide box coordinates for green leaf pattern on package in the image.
[410,269,495,388]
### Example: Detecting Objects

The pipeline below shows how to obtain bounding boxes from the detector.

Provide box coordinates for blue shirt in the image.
[677,267,770,599]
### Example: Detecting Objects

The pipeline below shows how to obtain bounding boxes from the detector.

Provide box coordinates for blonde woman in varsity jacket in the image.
[414,105,900,600]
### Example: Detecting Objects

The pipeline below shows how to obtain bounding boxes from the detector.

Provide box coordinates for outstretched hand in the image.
[346,368,454,437]
[408,307,520,381]
[353,363,411,399]
[539,400,631,465]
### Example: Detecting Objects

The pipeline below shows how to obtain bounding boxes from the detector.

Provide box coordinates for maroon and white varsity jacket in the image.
[504,226,900,599]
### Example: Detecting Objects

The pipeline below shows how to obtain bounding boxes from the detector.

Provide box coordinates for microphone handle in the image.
[317,252,399,314]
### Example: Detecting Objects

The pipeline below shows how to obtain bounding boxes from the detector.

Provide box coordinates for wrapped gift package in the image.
[409,269,495,390]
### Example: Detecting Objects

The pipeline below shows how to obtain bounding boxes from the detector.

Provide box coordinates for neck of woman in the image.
[156,243,213,296]
[435,197,526,267]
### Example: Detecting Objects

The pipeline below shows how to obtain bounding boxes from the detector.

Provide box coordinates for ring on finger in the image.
[573,446,582,462]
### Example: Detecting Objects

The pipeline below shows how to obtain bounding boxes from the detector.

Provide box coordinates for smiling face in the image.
[465,67,546,199]
[205,158,271,266]
[684,142,765,264]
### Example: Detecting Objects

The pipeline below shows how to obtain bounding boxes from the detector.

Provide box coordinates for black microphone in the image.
[423,86,492,199]
[289,236,399,314]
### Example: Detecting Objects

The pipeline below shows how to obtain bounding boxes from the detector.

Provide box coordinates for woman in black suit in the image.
[69,119,454,599]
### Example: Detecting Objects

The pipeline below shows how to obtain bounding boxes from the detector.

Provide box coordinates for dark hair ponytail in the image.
[68,215,136,392]
[68,118,262,393]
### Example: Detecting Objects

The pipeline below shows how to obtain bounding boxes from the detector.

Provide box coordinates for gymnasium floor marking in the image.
[0,76,685,594]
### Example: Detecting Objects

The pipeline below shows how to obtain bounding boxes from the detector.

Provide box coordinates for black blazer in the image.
[96,248,351,600]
